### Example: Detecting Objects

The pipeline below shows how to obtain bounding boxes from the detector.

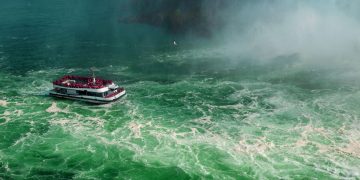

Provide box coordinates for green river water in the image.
[0,1,360,179]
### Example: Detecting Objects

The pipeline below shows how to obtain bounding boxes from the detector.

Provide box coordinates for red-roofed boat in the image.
[49,74,126,104]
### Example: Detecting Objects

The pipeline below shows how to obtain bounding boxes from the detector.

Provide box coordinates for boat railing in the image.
[105,88,124,98]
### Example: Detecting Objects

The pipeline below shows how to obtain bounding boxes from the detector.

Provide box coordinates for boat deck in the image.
[53,75,113,89]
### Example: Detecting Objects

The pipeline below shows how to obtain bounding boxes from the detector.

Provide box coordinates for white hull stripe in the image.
[49,90,126,103]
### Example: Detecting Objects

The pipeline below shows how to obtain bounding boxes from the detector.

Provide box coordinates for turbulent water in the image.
[1,1,360,179]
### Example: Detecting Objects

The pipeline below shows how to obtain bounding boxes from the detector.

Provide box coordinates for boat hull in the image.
[49,90,126,104]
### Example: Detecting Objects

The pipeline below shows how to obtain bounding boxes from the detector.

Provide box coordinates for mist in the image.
[209,0,360,70]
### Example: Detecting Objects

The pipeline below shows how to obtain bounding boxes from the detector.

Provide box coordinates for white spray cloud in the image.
[217,1,360,68]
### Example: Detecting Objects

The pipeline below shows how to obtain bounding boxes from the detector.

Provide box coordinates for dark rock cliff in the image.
[120,0,242,36]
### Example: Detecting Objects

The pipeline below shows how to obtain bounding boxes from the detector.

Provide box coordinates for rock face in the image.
[120,0,236,36]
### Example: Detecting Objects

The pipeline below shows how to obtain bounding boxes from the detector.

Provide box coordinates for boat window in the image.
[58,88,67,94]
[104,91,109,96]
[77,90,86,95]
[87,92,103,97]
[67,89,77,95]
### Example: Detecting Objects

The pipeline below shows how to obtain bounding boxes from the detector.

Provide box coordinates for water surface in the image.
[0,1,360,179]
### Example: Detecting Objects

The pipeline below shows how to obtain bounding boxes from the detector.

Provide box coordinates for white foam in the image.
[339,128,360,158]
[0,100,8,107]
[3,111,11,116]
[4,162,10,172]
[12,132,31,146]
[87,117,104,127]
[0,110,11,125]
[295,139,308,147]
[86,145,96,153]
[0,117,10,125]
[46,102,68,113]
[50,119,71,126]
[291,124,331,152]
[191,116,212,124]
[13,110,23,116]
[233,136,274,155]
[128,121,143,139]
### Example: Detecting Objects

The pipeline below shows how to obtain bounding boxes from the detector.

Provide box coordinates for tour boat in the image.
[49,75,126,104]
